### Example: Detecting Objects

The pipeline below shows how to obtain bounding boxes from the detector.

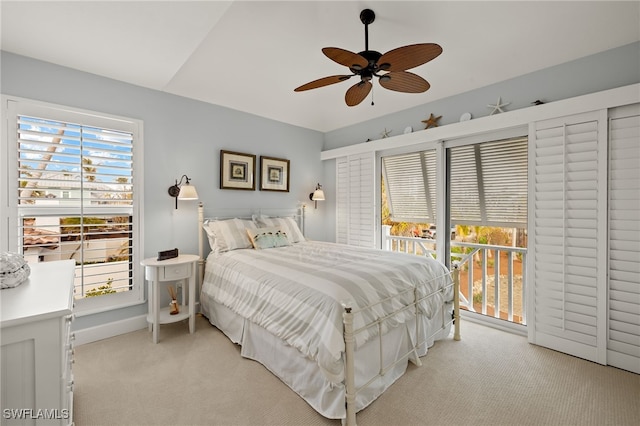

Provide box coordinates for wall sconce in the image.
[168,174,199,209]
[309,183,325,209]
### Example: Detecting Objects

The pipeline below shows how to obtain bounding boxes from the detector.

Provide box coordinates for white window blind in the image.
[529,111,607,364]
[382,136,527,227]
[6,100,142,307]
[449,136,528,227]
[382,150,436,222]
[336,153,375,248]
[608,104,640,374]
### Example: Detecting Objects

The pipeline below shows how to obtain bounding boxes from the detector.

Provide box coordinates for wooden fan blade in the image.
[379,71,430,93]
[378,43,442,72]
[294,75,352,92]
[345,81,372,107]
[322,47,369,70]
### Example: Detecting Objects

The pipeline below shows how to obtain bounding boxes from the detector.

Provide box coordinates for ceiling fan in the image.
[294,8,442,107]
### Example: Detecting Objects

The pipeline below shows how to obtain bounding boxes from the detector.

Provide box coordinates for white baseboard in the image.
[74,315,148,346]
[73,302,201,345]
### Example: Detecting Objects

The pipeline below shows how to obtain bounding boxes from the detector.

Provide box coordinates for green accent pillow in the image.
[246,227,291,249]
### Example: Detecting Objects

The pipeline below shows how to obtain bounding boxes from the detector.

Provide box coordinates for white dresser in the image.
[1,260,75,426]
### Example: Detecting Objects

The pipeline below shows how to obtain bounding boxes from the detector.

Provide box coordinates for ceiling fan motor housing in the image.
[350,50,383,80]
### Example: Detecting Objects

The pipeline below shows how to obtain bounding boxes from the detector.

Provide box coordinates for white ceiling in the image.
[2,1,639,133]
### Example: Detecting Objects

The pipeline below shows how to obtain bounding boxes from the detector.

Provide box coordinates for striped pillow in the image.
[204,218,258,252]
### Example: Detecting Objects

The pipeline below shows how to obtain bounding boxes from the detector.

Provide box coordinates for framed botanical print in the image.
[259,156,290,192]
[220,150,256,190]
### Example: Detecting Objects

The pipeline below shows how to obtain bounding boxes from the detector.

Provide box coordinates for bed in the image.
[197,205,460,425]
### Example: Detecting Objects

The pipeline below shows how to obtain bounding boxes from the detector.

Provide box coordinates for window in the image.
[381,134,529,326]
[2,97,143,313]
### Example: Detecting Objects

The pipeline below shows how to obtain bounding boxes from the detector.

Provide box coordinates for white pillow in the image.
[203,218,258,252]
[255,216,305,243]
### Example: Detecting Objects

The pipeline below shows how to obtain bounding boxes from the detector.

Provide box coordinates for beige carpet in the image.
[73,315,640,426]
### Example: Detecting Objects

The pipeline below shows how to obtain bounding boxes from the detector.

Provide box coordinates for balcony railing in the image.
[382,226,527,325]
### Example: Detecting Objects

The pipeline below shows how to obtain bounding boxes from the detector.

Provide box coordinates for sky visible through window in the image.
[19,116,133,190]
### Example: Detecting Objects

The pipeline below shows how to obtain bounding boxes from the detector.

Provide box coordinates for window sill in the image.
[73,292,145,317]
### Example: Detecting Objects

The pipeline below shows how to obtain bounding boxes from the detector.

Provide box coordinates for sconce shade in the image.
[178,184,198,200]
[311,189,325,201]
[309,183,325,209]
[169,174,198,209]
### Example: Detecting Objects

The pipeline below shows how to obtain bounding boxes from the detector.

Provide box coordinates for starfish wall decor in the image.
[487,97,510,115]
[380,128,392,138]
[422,113,442,129]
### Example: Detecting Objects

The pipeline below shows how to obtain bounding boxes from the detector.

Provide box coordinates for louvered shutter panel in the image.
[336,153,375,248]
[608,104,640,374]
[529,111,607,364]
[336,157,349,245]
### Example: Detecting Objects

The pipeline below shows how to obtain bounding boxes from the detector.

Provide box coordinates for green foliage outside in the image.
[85,277,116,297]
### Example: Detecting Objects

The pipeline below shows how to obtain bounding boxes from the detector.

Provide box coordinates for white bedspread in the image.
[201,241,452,384]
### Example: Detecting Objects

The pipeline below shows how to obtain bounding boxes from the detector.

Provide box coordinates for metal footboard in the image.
[342,265,461,426]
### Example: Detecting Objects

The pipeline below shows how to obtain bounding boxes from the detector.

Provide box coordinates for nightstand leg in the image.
[181,279,186,308]
[153,279,160,344]
[189,263,195,334]
[148,280,153,332]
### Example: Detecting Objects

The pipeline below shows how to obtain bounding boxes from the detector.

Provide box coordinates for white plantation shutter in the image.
[336,153,376,248]
[608,104,640,374]
[336,157,349,245]
[17,117,134,207]
[5,98,143,309]
[529,111,608,364]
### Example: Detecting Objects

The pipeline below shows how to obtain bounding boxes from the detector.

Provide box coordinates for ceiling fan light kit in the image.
[294,9,442,107]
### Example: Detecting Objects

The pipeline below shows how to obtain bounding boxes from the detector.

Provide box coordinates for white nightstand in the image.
[141,254,199,343]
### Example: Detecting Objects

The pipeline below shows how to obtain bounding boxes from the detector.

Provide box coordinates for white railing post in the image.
[453,264,461,341]
[382,225,391,251]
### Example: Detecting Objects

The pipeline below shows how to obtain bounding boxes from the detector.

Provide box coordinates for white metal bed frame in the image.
[197,203,460,426]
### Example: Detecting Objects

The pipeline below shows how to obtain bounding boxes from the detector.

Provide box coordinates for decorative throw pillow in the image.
[255,216,305,243]
[246,227,291,250]
[203,218,258,253]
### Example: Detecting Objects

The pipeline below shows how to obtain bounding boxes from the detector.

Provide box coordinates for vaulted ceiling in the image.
[2,1,638,132]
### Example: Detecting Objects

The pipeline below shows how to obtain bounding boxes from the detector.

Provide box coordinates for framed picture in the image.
[220,150,256,190]
[260,156,290,192]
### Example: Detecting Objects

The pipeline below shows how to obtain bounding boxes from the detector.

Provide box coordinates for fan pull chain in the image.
[371,86,374,106]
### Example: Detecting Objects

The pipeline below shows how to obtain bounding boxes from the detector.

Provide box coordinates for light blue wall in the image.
[1,51,326,330]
